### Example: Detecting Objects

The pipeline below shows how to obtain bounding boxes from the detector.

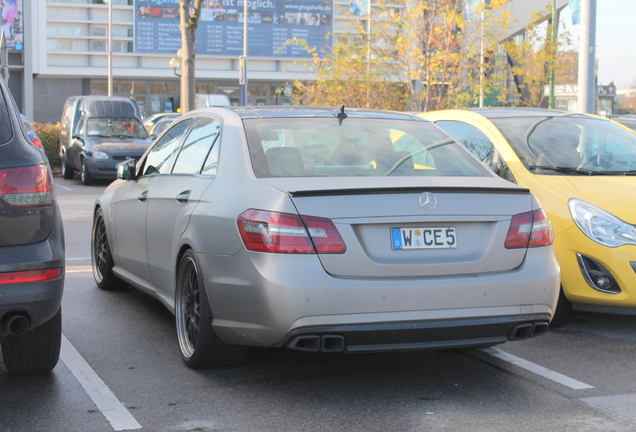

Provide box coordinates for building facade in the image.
[10,0,371,123]
[4,0,573,123]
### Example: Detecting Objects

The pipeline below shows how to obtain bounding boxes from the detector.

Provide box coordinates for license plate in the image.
[391,227,457,250]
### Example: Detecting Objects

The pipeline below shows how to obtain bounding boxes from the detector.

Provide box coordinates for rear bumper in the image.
[0,217,65,336]
[199,246,560,349]
[280,314,551,353]
[85,158,117,179]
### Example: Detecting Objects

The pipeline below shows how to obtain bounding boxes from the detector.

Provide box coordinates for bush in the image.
[32,122,61,169]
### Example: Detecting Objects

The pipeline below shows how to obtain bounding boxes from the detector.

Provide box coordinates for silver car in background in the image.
[92,106,560,368]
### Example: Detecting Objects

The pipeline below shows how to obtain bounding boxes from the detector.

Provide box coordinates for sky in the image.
[562,0,636,88]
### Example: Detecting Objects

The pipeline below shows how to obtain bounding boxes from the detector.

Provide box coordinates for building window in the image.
[92,27,107,37]
[91,40,106,51]
[75,40,88,51]
[59,39,73,51]
[122,82,148,94]
[91,81,109,95]
[196,82,216,94]
[150,82,176,94]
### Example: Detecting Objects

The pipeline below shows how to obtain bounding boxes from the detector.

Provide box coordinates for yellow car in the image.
[420,108,636,322]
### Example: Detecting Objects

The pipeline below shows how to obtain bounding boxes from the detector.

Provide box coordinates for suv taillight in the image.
[0,164,54,207]
[505,209,554,249]
[0,268,62,285]
[30,136,43,149]
[238,209,346,254]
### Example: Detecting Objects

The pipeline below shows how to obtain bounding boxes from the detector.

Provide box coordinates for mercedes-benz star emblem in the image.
[419,192,437,211]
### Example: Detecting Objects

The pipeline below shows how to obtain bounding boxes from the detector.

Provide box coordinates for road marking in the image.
[66,266,93,273]
[55,183,73,191]
[480,347,595,390]
[60,335,143,431]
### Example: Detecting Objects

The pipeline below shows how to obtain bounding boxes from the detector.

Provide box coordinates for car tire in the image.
[81,158,93,185]
[1,308,62,375]
[175,250,249,368]
[92,208,128,291]
[61,153,75,179]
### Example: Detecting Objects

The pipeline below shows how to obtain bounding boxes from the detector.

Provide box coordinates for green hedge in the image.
[32,122,61,169]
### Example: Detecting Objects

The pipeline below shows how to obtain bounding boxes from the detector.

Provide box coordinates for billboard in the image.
[135,0,333,58]
[1,0,23,51]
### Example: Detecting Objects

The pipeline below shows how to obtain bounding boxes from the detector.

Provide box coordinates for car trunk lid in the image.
[261,177,532,278]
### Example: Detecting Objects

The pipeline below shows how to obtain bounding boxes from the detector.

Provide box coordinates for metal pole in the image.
[108,0,113,97]
[548,0,558,109]
[479,8,484,108]
[241,0,248,106]
[366,0,371,108]
[24,0,33,119]
[577,0,596,113]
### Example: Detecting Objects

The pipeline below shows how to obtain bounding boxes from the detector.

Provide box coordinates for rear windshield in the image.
[0,86,12,145]
[244,117,490,178]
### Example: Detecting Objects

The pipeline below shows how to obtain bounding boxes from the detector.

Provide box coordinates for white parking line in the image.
[60,335,142,431]
[66,266,93,273]
[480,347,594,390]
[55,183,73,191]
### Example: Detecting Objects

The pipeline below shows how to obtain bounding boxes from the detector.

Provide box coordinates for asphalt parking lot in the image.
[1,178,636,432]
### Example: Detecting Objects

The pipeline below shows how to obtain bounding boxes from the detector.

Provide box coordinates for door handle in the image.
[137,191,149,202]
[176,190,191,203]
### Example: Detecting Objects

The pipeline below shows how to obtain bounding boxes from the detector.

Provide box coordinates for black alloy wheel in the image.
[91,208,126,291]
[175,250,249,368]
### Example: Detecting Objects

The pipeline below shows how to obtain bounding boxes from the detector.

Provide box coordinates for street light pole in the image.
[108,0,113,97]
[479,8,484,108]
[577,0,596,113]
[240,0,248,106]
[548,0,558,109]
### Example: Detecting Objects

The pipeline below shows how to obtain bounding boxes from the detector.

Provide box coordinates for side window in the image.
[436,120,515,183]
[143,118,194,176]
[436,120,498,166]
[172,117,221,174]
[75,118,85,136]
[201,140,220,176]
[0,87,10,145]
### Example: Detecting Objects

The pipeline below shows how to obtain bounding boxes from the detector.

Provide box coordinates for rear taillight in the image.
[505,209,554,249]
[237,209,346,254]
[0,164,54,207]
[30,136,43,149]
[0,268,62,285]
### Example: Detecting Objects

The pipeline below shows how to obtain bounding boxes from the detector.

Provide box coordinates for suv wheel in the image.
[1,308,62,375]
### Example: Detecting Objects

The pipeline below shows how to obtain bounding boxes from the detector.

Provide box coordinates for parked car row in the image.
[5,81,636,374]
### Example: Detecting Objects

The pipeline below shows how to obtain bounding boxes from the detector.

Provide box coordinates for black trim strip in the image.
[289,187,530,198]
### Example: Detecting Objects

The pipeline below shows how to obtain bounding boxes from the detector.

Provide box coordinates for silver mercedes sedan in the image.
[91,106,560,368]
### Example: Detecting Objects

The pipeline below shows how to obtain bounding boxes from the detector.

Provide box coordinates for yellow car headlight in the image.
[568,199,636,247]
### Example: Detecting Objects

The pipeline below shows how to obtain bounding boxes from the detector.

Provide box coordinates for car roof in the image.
[212,106,427,121]
[449,107,568,119]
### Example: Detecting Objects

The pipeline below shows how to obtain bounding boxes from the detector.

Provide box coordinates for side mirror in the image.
[117,159,137,180]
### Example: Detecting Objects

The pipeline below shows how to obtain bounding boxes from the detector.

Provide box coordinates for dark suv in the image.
[0,76,65,374]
